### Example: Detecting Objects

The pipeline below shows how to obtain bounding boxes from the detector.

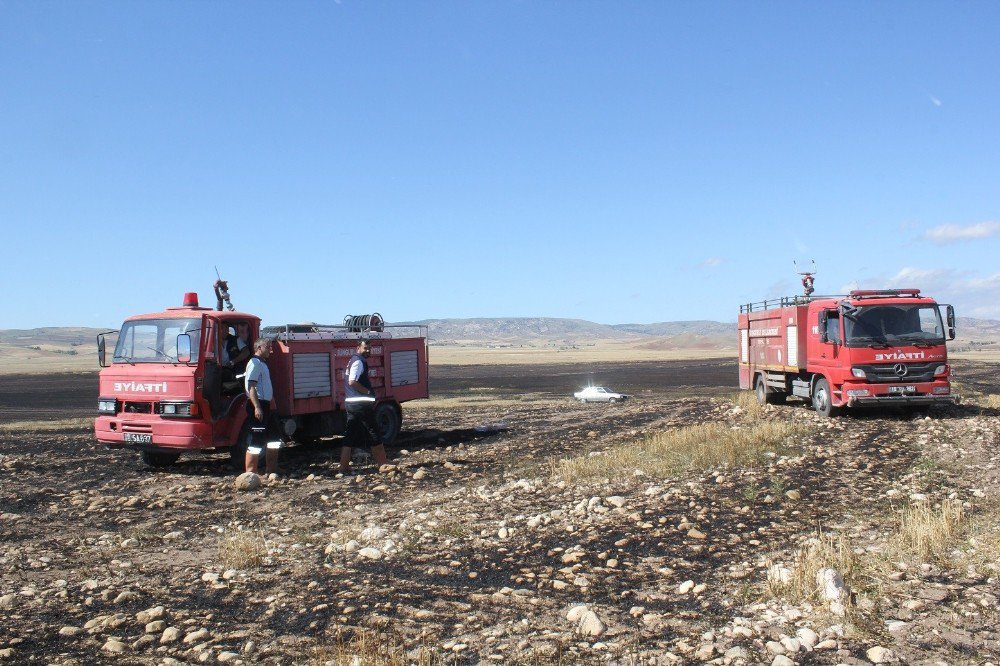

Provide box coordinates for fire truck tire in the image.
[755,376,786,405]
[230,421,251,468]
[140,451,180,468]
[375,402,402,445]
[811,378,839,417]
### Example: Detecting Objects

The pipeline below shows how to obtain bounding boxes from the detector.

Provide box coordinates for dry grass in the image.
[554,421,800,484]
[0,417,92,433]
[311,629,433,666]
[731,391,765,419]
[889,500,965,563]
[765,531,862,603]
[218,529,267,570]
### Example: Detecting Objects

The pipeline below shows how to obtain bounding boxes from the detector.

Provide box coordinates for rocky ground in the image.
[0,359,998,665]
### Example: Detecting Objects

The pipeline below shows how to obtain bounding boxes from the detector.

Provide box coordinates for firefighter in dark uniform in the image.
[339,339,388,474]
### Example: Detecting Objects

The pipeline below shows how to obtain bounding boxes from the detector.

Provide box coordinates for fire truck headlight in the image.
[158,402,199,417]
[846,389,870,397]
[934,364,948,377]
[98,398,117,414]
[851,367,866,378]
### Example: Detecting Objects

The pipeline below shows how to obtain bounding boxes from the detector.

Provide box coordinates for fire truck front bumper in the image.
[94,416,214,450]
[846,394,960,408]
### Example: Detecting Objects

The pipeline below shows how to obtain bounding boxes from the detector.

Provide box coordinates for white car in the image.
[574,386,628,403]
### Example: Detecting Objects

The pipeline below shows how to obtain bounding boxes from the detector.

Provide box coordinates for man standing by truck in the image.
[339,339,388,475]
[245,338,282,475]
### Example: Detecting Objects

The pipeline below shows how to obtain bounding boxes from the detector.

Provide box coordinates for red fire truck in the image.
[94,292,428,467]
[738,283,958,416]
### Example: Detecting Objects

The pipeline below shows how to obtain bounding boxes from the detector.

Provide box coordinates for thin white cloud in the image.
[924,221,1000,244]
[929,94,942,107]
[699,257,722,268]
[854,267,1000,321]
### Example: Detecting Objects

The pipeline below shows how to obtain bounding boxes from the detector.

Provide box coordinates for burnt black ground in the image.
[0,359,998,665]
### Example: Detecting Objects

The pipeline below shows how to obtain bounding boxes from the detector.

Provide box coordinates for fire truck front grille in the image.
[854,363,937,383]
[123,402,153,414]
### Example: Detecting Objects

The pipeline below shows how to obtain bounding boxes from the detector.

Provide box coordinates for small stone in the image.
[796,627,818,649]
[577,610,606,637]
[183,628,209,644]
[136,605,165,624]
[771,656,795,666]
[103,639,127,653]
[785,490,801,501]
[201,572,220,583]
[866,646,897,663]
[687,528,706,539]
[725,646,750,661]
[566,605,588,622]
[358,547,383,560]
[160,626,182,644]
[146,620,166,633]
[59,626,81,637]
[412,468,427,480]
[234,472,261,491]
[217,652,239,662]
[677,580,695,594]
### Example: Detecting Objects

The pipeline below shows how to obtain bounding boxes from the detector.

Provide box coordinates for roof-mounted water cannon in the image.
[794,259,817,298]
[214,266,235,312]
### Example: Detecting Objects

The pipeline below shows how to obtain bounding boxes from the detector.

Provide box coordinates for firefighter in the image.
[339,339,388,475]
[245,338,282,475]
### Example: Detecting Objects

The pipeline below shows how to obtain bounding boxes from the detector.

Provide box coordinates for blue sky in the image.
[2,1,997,328]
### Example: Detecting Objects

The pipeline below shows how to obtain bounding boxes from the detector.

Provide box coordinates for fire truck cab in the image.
[738,288,958,416]
[94,292,428,467]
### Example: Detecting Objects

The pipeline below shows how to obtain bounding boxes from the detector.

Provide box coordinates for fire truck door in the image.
[812,309,841,376]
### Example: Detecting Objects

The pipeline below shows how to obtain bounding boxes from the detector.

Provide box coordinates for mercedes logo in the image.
[893,363,908,377]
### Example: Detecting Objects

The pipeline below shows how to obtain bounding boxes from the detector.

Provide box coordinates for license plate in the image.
[888,385,916,394]
[124,433,152,444]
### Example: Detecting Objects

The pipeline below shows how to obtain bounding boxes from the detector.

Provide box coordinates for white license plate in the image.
[888,385,916,394]
[124,433,152,444]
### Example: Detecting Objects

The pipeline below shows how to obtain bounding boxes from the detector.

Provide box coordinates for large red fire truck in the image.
[94,291,428,467]
[738,279,958,416]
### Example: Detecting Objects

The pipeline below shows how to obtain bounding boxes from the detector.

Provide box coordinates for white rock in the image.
[103,639,127,653]
[217,652,239,662]
[234,472,261,491]
[58,626,81,637]
[867,646,897,663]
[606,496,626,508]
[677,580,695,594]
[577,610,606,637]
[183,628,209,644]
[566,605,588,622]
[160,627,182,643]
[360,527,388,541]
[771,656,795,666]
[358,547,383,560]
[816,568,848,601]
[795,627,818,649]
[780,636,801,653]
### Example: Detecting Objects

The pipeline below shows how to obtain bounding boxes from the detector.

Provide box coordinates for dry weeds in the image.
[554,420,800,484]
[765,531,863,604]
[889,500,965,563]
[0,417,92,433]
[218,529,267,570]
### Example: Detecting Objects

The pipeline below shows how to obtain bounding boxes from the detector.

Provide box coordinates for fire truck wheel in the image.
[811,378,839,417]
[755,378,768,405]
[375,402,402,444]
[140,451,180,468]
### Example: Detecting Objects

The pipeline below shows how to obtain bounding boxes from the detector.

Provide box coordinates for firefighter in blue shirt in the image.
[339,339,388,474]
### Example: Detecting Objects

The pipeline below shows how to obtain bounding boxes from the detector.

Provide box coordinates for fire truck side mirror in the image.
[177,334,192,364]
[818,311,829,343]
[946,305,956,340]
[98,335,107,368]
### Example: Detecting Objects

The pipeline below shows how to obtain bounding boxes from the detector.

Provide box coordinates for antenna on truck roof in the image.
[214,266,235,312]
[793,259,817,298]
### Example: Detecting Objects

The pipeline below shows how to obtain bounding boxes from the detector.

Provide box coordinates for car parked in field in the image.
[573,386,628,403]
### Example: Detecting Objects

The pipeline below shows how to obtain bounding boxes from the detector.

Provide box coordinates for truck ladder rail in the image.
[739,294,844,313]
[261,323,429,342]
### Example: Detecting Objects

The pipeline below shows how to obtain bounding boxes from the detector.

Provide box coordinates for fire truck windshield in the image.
[113,318,202,364]
[842,304,944,348]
